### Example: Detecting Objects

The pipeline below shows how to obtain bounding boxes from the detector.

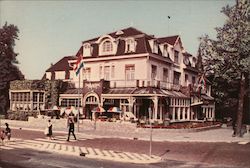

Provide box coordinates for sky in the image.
[0,0,234,80]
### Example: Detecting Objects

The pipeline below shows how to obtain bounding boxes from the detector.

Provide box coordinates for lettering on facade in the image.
[85,83,100,90]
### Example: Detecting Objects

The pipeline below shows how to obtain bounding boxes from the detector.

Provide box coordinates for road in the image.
[0,129,249,168]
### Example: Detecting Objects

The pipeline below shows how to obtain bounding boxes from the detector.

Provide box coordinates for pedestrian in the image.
[46,120,53,140]
[5,123,11,141]
[0,130,5,145]
[67,117,76,141]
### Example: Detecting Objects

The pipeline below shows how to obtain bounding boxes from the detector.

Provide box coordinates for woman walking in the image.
[46,120,53,140]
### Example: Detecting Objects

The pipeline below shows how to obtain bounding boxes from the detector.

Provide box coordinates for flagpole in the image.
[77,69,80,132]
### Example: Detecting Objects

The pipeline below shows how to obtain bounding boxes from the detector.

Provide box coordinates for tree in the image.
[0,23,24,115]
[199,0,249,137]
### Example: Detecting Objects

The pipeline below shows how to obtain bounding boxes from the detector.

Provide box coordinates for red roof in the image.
[46,56,76,72]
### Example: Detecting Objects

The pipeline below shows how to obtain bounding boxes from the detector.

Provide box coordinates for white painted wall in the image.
[46,72,51,80]
[55,71,65,80]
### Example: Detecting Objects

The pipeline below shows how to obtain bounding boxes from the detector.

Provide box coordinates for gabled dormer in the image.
[159,43,169,58]
[149,39,159,54]
[82,43,92,57]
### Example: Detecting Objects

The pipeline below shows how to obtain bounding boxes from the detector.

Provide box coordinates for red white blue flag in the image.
[198,74,206,91]
[74,55,84,76]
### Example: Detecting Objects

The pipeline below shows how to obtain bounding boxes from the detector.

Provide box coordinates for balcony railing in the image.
[72,79,181,91]
[108,79,180,91]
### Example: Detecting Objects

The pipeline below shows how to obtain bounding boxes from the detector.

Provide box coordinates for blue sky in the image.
[0,0,234,79]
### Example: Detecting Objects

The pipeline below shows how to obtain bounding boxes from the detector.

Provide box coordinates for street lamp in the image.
[148,107,153,158]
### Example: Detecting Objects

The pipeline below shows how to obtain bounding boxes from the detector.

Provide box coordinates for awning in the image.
[191,102,203,106]
[107,107,122,113]
[201,94,214,101]
[52,105,59,110]
[92,107,106,113]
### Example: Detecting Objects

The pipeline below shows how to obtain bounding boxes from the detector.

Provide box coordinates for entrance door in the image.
[85,95,99,119]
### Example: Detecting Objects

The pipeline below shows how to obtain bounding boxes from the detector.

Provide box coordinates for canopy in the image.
[92,107,106,113]
[107,107,122,113]
[71,106,79,115]
[65,107,72,115]
[52,105,59,110]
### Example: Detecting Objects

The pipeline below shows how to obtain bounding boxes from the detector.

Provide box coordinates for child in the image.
[1,130,5,145]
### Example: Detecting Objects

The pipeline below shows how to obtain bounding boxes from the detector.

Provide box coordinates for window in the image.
[163,45,168,57]
[83,68,91,80]
[111,65,115,78]
[86,96,98,104]
[83,43,91,56]
[173,71,180,85]
[99,66,102,79]
[151,65,157,80]
[104,66,110,80]
[33,93,38,102]
[61,98,81,107]
[125,64,135,81]
[102,41,113,52]
[39,93,44,102]
[192,76,196,84]
[125,38,136,53]
[65,70,70,79]
[174,50,179,64]
[153,41,158,54]
[163,68,169,82]
[185,74,189,85]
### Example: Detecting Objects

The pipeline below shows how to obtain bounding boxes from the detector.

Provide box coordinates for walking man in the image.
[67,117,76,141]
[5,123,11,141]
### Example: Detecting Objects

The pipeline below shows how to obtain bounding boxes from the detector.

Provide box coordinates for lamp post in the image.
[148,107,152,158]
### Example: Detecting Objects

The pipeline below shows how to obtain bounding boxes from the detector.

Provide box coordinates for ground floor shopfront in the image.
[60,87,215,124]
[9,81,215,123]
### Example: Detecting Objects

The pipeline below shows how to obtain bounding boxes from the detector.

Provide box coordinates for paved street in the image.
[1,128,250,168]
[0,143,246,168]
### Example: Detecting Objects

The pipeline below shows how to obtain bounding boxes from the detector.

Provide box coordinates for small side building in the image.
[9,80,65,114]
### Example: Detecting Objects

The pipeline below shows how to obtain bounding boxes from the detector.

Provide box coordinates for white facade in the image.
[44,27,215,122]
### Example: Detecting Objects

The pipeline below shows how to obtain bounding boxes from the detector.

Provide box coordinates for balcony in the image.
[107,79,181,91]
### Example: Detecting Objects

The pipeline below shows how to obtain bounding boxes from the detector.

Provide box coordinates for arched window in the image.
[102,40,113,53]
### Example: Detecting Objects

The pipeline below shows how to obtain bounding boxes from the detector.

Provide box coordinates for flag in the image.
[74,55,84,76]
[198,74,206,91]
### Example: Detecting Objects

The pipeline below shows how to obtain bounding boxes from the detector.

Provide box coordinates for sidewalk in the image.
[1,118,249,143]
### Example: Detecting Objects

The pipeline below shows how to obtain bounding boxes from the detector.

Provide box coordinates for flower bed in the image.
[138,121,221,129]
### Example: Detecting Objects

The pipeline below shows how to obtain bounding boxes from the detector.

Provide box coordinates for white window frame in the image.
[125,64,135,81]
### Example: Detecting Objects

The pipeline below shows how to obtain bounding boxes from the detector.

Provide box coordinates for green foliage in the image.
[200,0,249,81]
[199,0,249,123]
[0,23,24,115]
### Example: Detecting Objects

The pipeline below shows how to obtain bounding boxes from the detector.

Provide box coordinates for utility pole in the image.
[149,107,152,157]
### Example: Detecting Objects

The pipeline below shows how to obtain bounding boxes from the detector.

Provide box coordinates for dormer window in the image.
[125,38,136,53]
[83,43,92,57]
[102,40,113,53]
[153,41,158,54]
[174,50,179,64]
[115,30,124,35]
[98,35,117,56]
[163,45,169,57]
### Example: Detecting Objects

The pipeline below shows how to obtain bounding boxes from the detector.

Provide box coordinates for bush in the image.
[6,111,28,121]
